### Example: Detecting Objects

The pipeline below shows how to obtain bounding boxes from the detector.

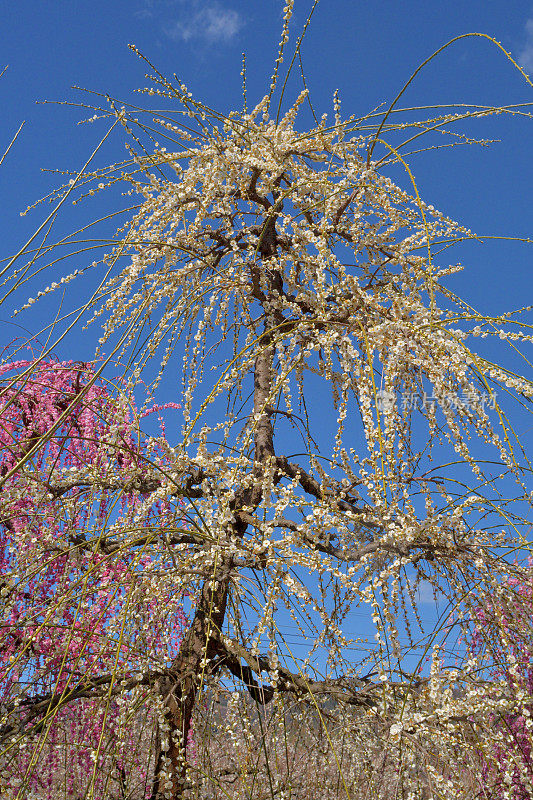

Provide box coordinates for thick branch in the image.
[45,473,203,500]
[275,456,368,517]
[0,668,165,743]
[253,331,275,465]
[215,636,380,707]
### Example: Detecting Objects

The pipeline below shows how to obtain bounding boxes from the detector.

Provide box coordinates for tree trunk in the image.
[151,562,231,799]
[151,220,278,799]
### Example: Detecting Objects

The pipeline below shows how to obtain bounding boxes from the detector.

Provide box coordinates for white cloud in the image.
[416,580,436,605]
[406,579,436,606]
[166,2,244,45]
[518,16,533,72]
[135,0,183,19]
[134,0,157,19]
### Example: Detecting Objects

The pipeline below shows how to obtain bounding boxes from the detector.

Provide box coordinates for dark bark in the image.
[150,558,232,799]
[151,197,280,799]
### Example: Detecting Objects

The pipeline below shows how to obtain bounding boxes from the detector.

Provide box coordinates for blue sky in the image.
[1,0,533,673]
[1,0,532,323]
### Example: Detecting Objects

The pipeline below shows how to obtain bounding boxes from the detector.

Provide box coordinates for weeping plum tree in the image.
[471,566,533,798]
[0,356,187,798]
[2,5,533,798]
